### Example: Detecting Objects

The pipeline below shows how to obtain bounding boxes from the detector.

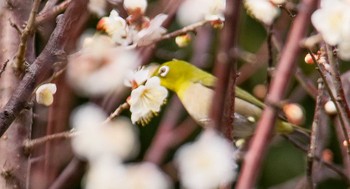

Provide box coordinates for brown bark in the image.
[0,1,35,188]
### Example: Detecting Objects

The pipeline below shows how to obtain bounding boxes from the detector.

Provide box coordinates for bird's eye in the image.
[158,66,169,77]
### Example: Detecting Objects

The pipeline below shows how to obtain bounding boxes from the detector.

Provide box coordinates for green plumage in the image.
[153,60,309,140]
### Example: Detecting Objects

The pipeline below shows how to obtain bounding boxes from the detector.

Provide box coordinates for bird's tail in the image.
[283,124,310,151]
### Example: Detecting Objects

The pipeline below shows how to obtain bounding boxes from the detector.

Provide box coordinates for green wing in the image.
[235,87,265,109]
[188,66,264,109]
[189,66,216,88]
[181,60,264,109]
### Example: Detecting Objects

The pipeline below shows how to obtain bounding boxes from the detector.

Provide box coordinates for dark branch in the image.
[0,0,89,137]
[36,0,72,25]
[236,0,318,188]
[210,0,242,140]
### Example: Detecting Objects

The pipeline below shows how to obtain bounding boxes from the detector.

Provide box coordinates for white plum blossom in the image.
[67,35,140,97]
[244,0,280,25]
[124,0,148,14]
[311,0,350,60]
[175,129,238,189]
[97,10,168,46]
[311,0,350,46]
[35,83,57,106]
[124,163,172,189]
[85,157,128,189]
[177,0,226,26]
[134,14,168,46]
[124,64,160,88]
[71,104,139,162]
[129,76,168,125]
[124,68,150,89]
[85,160,172,189]
[97,10,132,46]
[88,0,106,16]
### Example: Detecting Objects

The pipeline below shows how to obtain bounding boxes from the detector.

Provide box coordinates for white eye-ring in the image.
[158,65,170,77]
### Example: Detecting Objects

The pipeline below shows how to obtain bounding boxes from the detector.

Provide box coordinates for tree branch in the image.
[36,0,72,25]
[311,49,350,159]
[236,0,317,188]
[24,130,77,150]
[307,79,324,188]
[210,0,241,140]
[103,102,130,124]
[0,0,90,137]
[13,0,41,72]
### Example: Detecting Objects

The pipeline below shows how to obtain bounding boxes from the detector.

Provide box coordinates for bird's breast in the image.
[178,83,214,126]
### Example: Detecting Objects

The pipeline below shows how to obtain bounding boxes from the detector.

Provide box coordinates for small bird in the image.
[153,60,309,142]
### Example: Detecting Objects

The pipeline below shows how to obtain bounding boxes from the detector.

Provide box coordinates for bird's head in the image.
[152,60,196,92]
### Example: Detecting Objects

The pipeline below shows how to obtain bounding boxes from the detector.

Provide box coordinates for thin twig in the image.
[309,49,350,158]
[36,0,72,25]
[24,101,129,150]
[24,130,77,150]
[307,79,324,188]
[103,102,130,124]
[160,20,206,40]
[236,0,317,188]
[13,0,42,72]
[141,8,211,48]
[284,134,350,185]
[325,44,350,132]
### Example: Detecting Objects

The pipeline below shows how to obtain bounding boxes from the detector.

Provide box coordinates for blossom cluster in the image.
[311,0,350,60]
[97,6,168,46]
[175,129,238,189]
[124,66,168,125]
[66,0,168,99]
[64,1,240,188]
[244,0,284,25]
[67,35,140,97]
[71,104,172,189]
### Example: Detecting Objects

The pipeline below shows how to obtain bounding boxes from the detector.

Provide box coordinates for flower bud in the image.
[35,83,57,106]
[304,53,315,64]
[175,34,191,47]
[324,100,337,115]
[282,103,305,125]
[205,15,224,29]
